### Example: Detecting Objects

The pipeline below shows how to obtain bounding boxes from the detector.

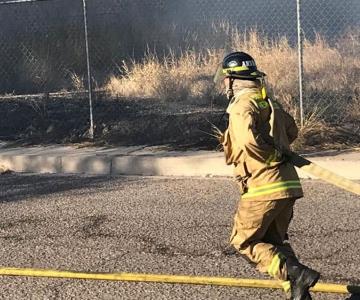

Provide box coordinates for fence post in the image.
[82,0,94,139]
[296,0,304,127]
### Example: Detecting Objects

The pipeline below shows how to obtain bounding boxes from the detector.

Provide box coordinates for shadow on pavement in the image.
[0,173,139,203]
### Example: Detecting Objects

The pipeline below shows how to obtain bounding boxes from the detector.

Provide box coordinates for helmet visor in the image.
[213,63,226,90]
[213,62,267,92]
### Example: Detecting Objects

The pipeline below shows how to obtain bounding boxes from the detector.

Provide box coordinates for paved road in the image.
[0,174,359,300]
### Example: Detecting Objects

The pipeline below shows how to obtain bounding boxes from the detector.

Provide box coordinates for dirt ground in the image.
[1,92,359,152]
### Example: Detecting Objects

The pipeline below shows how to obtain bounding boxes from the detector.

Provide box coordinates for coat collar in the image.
[226,88,261,114]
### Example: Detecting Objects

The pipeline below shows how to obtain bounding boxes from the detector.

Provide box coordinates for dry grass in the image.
[68,71,85,92]
[104,26,360,148]
[105,50,220,104]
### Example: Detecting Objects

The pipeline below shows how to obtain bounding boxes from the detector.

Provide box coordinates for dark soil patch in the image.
[1,92,359,152]
[0,92,227,149]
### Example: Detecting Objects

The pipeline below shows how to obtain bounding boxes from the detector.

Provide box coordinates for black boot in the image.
[286,258,320,300]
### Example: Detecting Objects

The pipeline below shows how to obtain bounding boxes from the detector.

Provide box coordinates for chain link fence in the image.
[301,0,360,144]
[0,0,359,147]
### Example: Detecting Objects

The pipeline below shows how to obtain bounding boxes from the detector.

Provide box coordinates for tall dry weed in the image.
[105,50,220,104]
[104,27,359,137]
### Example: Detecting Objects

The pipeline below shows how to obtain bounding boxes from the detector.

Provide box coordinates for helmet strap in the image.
[226,77,235,100]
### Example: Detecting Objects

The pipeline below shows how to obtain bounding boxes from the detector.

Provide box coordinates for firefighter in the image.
[216,52,320,300]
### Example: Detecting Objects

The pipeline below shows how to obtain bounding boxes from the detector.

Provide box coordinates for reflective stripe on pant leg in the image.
[267,253,286,279]
[282,280,291,292]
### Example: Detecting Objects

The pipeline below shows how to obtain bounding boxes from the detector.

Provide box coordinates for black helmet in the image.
[222,51,266,80]
[213,51,269,100]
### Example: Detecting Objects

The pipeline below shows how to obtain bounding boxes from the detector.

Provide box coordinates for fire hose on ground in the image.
[0,267,359,295]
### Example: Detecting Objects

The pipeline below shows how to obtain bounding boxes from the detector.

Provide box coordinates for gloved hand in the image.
[281,148,295,163]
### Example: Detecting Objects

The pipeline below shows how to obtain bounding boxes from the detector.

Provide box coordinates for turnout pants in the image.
[230,198,297,281]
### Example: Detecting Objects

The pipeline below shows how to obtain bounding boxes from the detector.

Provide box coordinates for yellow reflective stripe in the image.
[282,281,291,292]
[242,184,301,199]
[246,180,301,193]
[261,86,267,99]
[268,254,284,277]
[222,66,249,73]
[242,181,302,199]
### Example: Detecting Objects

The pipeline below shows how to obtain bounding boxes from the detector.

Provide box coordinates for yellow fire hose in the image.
[0,267,359,295]
[289,152,360,195]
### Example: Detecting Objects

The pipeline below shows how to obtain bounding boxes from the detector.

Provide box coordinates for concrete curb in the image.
[0,148,359,179]
[111,154,233,177]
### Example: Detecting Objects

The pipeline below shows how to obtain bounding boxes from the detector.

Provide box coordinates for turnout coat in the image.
[222,87,303,201]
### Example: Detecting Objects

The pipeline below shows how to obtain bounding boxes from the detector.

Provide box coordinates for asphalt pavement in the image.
[0,174,359,300]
